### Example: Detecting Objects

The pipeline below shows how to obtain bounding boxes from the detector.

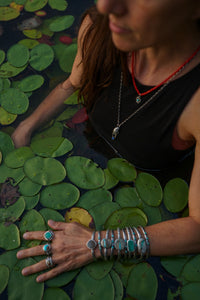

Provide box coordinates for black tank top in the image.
[88,65,200,170]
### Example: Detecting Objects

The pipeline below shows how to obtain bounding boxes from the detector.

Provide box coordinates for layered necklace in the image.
[112,46,200,140]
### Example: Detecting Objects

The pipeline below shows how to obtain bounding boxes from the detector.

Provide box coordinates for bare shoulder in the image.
[178,87,200,142]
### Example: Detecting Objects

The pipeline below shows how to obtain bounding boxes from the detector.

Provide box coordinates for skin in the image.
[14,0,200,282]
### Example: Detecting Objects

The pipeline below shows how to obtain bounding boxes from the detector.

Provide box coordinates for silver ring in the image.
[43,243,52,255]
[45,256,54,268]
[44,230,54,241]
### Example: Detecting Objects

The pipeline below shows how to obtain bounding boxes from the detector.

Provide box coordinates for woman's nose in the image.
[97,0,126,16]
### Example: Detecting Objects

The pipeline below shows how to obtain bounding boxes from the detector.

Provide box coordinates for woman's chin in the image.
[111,34,136,53]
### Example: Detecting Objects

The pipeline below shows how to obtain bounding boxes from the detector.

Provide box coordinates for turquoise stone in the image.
[44,244,50,252]
[136,96,141,103]
[45,232,52,239]
[127,240,135,252]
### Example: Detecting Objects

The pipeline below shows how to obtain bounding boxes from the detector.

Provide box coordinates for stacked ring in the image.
[43,243,52,256]
[45,256,54,268]
[44,230,54,241]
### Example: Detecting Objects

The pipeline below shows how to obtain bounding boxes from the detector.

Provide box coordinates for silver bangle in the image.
[98,231,104,258]
[86,231,97,260]
[139,226,150,259]
[122,229,128,259]
[110,230,115,260]
[101,229,111,260]
[133,227,147,260]
[130,227,137,258]
[126,227,135,258]
[114,228,126,260]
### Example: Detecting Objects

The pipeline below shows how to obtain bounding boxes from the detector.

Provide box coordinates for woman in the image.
[12,0,200,283]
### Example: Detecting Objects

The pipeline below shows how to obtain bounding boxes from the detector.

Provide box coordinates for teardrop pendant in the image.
[112,126,120,140]
[136,95,141,104]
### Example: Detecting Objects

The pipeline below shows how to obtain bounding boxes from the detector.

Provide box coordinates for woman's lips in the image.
[109,21,131,34]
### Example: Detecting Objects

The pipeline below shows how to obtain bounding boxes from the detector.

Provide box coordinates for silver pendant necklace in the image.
[111,65,187,141]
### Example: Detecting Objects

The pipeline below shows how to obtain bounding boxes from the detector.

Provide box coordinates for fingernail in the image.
[48,220,54,225]
[22,269,28,276]
[17,251,22,259]
[23,233,28,238]
[37,277,42,283]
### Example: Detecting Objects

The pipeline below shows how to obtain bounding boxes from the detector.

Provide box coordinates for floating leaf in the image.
[18,38,40,49]
[19,176,42,196]
[107,158,137,182]
[0,223,20,250]
[31,137,73,157]
[73,269,115,300]
[0,196,25,222]
[58,43,77,73]
[39,208,65,226]
[103,168,119,190]
[65,207,95,229]
[24,156,66,185]
[5,147,34,168]
[48,0,68,11]
[181,283,200,300]
[0,49,5,65]
[0,62,27,78]
[142,205,162,225]
[24,194,40,210]
[0,163,24,184]
[19,209,46,247]
[64,90,79,105]
[7,258,44,300]
[161,255,190,278]
[163,178,188,212]
[49,15,74,32]
[76,188,112,211]
[0,7,20,21]
[0,177,21,206]
[0,107,17,125]
[0,130,14,159]
[115,187,142,208]
[113,261,136,288]
[46,269,80,288]
[0,265,9,294]
[25,0,48,12]
[43,288,70,300]
[19,75,44,92]
[29,43,54,71]
[65,156,105,189]
[0,248,18,272]
[7,44,29,67]
[86,260,113,280]
[31,121,63,141]
[126,262,158,300]
[110,270,124,300]
[135,172,163,207]
[1,88,29,114]
[0,0,13,6]
[181,254,200,282]
[105,207,148,229]
[40,182,80,210]
[56,106,80,122]
[23,29,42,39]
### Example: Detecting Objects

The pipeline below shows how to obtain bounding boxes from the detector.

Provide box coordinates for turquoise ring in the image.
[44,230,54,241]
[45,256,54,268]
[43,243,52,255]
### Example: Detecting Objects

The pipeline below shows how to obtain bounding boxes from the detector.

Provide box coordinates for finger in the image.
[23,231,54,241]
[17,245,45,259]
[21,258,52,277]
[48,220,66,230]
[36,262,69,282]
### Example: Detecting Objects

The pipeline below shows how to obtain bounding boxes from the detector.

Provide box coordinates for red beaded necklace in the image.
[131,45,200,104]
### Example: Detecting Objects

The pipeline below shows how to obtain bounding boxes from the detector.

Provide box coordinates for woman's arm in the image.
[11,15,92,148]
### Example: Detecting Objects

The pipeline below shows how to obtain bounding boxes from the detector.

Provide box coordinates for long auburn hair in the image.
[78,6,128,110]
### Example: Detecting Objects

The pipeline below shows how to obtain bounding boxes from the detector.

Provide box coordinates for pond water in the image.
[0,1,198,300]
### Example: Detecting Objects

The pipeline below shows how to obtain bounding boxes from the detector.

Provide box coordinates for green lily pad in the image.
[0,163,24,184]
[0,265,9,294]
[49,15,74,32]
[7,44,29,68]
[0,196,25,223]
[23,29,42,39]
[30,137,73,157]
[40,182,80,210]
[142,205,162,225]
[161,255,190,278]
[39,208,65,226]
[1,88,29,114]
[18,39,40,49]
[46,268,80,288]
[8,258,44,300]
[5,147,34,168]
[126,262,158,300]
[115,187,142,208]
[2,78,11,89]
[181,283,200,300]
[19,75,44,92]
[56,106,80,122]
[19,209,46,247]
[104,207,148,229]
[135,172,163,207]
[48,0,68,11]
[0,107,17,125]
[0,0,13,5]
[0,223,20,250]
[25,0,48,12]
[24,194,40,210]
[65,207,94,229]
[58,43,78,73]
[0,248,19,271]
[64,90,79,105]
[0,50,5,65]
[163,178,188,213]
[29,43,54,71]
[76,188,112,211]
[24,156,66,185]
[0,130,14,159]
[43,288,70,300]
[113,261,136,288]
[181,254,200,282]
[19,176,42,196]
[31,121,63,141]
[65,156,105,190]
[0,7,20,21]
[86,260,113,280]
[0,62,27,78]
[107,158,137,182]
[110,270,124,300]
[103,168,119,190]
[73,268,115,300]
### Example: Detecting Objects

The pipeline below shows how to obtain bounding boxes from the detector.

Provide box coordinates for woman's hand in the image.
[11,119,33,148]
[17,220,94,282]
